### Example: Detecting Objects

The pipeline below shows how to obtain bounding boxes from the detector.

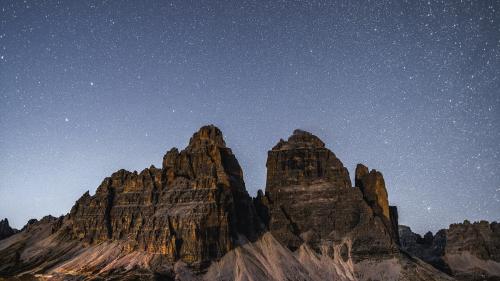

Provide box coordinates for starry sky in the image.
[0,0,499,234]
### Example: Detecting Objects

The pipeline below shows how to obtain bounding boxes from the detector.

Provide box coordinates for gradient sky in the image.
[0,0,499,234]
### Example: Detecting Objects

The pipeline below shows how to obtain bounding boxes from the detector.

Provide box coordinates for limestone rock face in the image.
[445,220,500,262]
[266,129,352,189]
[399,221,500,280]
[0,219,18,240]
[68,125,260,269]
[355,164,400,245]
[355,164,389,219]
[0,126,478,281]
[263,129,398,259]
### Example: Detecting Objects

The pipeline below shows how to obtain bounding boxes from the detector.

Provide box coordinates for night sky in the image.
[1,0,499,234]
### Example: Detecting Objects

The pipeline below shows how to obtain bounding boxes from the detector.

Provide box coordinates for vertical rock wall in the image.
[263,129,399,259]
[68,125,260,269]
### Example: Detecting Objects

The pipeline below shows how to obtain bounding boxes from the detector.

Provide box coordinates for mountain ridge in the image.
[0,125,497,281]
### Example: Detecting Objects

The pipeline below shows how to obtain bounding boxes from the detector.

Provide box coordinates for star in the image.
[0,0,497,236]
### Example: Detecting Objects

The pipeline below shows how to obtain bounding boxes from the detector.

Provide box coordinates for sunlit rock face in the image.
[68,125,260,269]
[261,129,399,260]
[0,126,489,281]
[355,164,389,219]
[355,163,400,246]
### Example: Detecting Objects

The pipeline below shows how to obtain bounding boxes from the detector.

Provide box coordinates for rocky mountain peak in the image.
[162,125,243,192]
[2,126,491,281]
[354,163,369,187]
[355,164,390,219]
[399,221,500,279]
[188,124,226,149]
[272,129,325,150]
[65,125,260,270]
[0,218,18,240]
[264,130,399,257]
[0,218,11,229]
[267,130,351,189]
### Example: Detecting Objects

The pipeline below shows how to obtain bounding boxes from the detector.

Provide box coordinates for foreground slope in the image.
[0,126,456,280]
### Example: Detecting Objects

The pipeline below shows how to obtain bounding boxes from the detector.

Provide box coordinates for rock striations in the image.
[68,125,260,269]
[260,129,399,259]
[400,221,500,281]
[0,125,493,280]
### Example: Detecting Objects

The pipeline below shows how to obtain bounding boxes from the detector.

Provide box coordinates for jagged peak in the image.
[355,163,369,187]
[188,124,226,148]
[0,218,18,240]
[355,163,390,220]
[110,168,132,178]
[272,129,325,150]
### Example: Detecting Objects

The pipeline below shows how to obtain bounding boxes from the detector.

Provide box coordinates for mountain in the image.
[0,125,493,280]
[399,221,500,281]
[257,129,399,258]
[0,219,18,240]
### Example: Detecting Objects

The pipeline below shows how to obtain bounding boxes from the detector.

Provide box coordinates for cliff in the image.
[68,125,260,269]
[400,221,500,281]
[260,129,399,259]
[0,126,470,281]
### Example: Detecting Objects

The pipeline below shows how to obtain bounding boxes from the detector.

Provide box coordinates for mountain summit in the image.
[0,126,496,280]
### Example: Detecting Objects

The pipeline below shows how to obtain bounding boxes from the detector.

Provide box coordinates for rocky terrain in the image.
[0,125,496,280]
[400,221,500,281]
[67,125,261,270]
[258,130,399,259]
[0,219,18,240]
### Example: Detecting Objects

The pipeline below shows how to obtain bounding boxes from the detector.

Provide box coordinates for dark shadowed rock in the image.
[253,189,270,228]
[0,219,18,240]
[264,129,398,259]
[389,206,400,245]
[399,225,450,273]
[446,220,500,262]
[400,221,500,280]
